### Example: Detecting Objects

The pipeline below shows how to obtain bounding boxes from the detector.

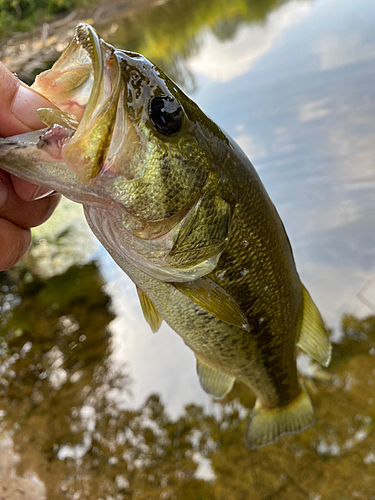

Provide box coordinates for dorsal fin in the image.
[297,285,331,367]
[196,357,235,399]
[174,276,250,330]
[136,286,163,333]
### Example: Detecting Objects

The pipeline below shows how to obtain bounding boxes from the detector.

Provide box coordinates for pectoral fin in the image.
[297,286,331,367]
[166,194,231,271]
[174,276,250,330]
[136,287,162,333]
[196,358,235,399]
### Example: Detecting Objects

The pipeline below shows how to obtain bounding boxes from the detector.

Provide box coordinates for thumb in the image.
[0,62,56,137]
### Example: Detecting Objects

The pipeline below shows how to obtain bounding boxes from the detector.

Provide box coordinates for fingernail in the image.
[29,185,56,201]
[12,83,53,130]
[0,179,8,208]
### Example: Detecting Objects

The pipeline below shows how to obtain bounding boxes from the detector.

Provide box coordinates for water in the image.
[1,0,375,498]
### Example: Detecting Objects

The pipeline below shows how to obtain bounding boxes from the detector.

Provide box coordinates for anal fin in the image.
[136,286,163,333]
[246,388,314,449]
[297,285,331,367]
[196,357,235,399]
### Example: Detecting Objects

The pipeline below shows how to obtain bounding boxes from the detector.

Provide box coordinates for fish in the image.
[0,23,331,448]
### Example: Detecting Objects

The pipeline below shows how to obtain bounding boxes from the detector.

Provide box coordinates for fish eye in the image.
[149,96,183,135]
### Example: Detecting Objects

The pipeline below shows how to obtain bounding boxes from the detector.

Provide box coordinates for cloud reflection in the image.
[313,33,375,71]
[187,0,311,82]
[299,98,331,122]
[233,132,267,161]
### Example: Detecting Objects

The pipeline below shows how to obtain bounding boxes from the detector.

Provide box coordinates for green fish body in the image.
[0,24,331,448]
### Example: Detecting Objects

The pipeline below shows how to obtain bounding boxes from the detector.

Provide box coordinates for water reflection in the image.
[102,0,292,92]
[1,0,375,497]
[1,262,375,498]
[186,0,311,83]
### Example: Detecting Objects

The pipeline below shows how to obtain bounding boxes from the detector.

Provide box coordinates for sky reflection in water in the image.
[2,0,375,497]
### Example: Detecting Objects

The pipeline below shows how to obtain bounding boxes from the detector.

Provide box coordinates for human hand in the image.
[0,62,61,271]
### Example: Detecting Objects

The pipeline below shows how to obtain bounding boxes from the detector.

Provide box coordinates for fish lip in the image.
[73,23,103,119]
[32,23,104,122]
[74,23,102,59]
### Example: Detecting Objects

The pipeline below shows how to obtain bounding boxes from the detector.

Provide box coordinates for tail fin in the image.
[246,389,315,449]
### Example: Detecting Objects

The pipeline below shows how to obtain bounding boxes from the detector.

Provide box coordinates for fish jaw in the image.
[0,23,138,201]
[0,131,111,207]
[32,23,124,180]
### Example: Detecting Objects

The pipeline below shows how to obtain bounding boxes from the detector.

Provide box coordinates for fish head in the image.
[0,24,232,281]
[30,24,212,213]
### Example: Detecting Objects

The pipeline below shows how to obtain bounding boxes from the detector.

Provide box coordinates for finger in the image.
[0,65,58,202]
[0,218,31,271]
[11,175,55,202]
[0,62,56,137]
[0,171,61,229]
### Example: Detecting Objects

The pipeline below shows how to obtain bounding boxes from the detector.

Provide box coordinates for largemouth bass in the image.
[0,24,331,448]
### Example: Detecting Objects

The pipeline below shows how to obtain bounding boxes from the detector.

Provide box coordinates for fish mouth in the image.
[32,23,123,179]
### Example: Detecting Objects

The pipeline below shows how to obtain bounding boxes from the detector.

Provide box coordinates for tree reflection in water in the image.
[0,0,375,495]
[0,259,375,499]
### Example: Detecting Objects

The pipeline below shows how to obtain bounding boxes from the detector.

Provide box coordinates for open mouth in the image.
[32,23,122,179]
